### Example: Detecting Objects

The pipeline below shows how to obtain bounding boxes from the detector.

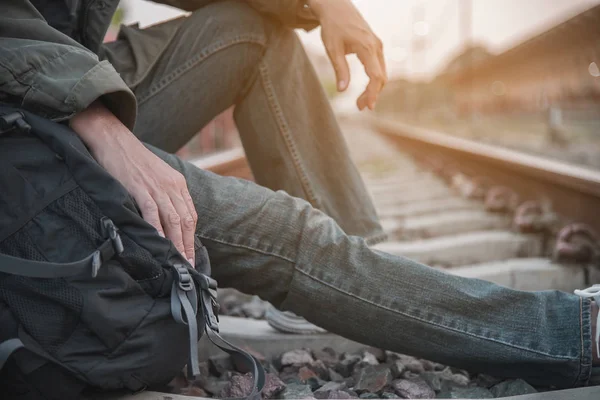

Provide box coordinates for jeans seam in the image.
[575,297,593,386]
[196,234,295,264]
[258,61,321,208]
[137,34,266,106]
[296,268,577,361]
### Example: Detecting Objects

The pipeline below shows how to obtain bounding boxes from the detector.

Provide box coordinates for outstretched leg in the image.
[148,143,594,389]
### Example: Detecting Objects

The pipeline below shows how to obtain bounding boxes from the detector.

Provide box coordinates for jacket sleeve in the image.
[0,1,137,130]
[154,0,320,31]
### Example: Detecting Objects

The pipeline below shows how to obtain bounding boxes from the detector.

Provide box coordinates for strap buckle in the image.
[196,274,219,331]
[101,217,124,255]
[174,265,194,291]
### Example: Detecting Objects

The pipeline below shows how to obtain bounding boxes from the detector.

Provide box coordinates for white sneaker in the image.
[265,304,327,334]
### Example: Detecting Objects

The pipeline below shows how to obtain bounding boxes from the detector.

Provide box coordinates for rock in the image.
[400,357,425,375]
[328,368,345,382]
[392,377,435,399]
[280,383,316,399]
[310,360,331,380]
[438,367,469,387]
[313,347,339,367]
[449,367,470,380]
[317,390,356,399]
[208,355,233,376]
[421,371,442,392]
[281,349,315,367]
[490,379,537,397]
[381,392,400,399]
[473,374,503,388]
[335,354,362,377]
[306,376,326,391]
[359,393,380,399]
[344,377,356,388]
[299,366,319,381]
[390,360,406,378]
[279,365,302,383]
[219,373,256,398]
[437,386,493,399]
[361,352,380,366]
[262,373,288,399]
[353,365,392,394]
[197,376,230,396]
[366,347,387,363]
[315,381,348,394]
[420,359,437,372]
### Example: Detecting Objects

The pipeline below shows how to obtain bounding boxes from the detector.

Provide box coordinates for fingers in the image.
[135,176,197,265]
[356,37,387,110]
[181,188,198,263]
[325,40,351,92]
[156,194,186,261]
[138,192,164,237]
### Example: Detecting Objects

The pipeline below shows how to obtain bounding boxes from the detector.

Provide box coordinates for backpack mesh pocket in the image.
[0,230,81,355]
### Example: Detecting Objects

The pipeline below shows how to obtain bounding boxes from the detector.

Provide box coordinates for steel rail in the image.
[372,117,600,234]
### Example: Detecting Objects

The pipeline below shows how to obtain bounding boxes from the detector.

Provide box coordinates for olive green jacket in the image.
[0,0,318,130]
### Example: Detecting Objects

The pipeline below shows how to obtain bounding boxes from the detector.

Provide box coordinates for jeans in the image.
[104,1,594,389]
[146,144,593,389]
[103,0,385,244]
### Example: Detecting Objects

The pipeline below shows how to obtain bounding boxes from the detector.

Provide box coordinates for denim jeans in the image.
[104,1,594,389]
[103,0,385,244]
[144,143,593,389]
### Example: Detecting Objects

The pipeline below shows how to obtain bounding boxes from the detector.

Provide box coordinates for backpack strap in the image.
[205,328,266,400]
[0,218,123,279]
[195,271,266,399]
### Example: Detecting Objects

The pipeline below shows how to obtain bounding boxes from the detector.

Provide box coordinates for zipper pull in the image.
[0,112,31,135]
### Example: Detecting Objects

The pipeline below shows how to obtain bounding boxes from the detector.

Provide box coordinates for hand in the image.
[309,0,387,110]
[70,102,198,265]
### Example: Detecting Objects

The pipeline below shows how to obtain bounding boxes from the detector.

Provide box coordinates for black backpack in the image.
[0,106,265,399]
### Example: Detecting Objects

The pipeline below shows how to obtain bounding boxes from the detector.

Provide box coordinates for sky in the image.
[122,0,600,106]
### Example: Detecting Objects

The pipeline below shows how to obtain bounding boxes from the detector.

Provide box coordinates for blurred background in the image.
[106,0,600,168]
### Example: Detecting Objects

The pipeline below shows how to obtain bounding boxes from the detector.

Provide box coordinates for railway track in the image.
[118,117,600,400]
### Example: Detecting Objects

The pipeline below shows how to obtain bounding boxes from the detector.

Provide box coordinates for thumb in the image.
[327,42,350,91]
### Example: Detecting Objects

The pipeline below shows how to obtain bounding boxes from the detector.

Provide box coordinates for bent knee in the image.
[185,0,267,49]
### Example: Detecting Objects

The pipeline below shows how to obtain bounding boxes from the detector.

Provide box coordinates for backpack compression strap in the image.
[176,267,266,399]
[0,217,123,279]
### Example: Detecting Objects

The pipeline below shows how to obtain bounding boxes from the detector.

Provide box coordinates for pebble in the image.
[317,390,357,399]
[353,365,393,394]
[313,347,339,367]
[392,377,435,399]
[173,345,548,399]
[390,360,406,378]
[490,379,538,397]
[280,383,315,399]
[437,385,494,399]
[208,355,233,377]
[280,349,315,367]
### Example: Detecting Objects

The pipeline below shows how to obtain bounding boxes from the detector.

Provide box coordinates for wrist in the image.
[70,101,136,154]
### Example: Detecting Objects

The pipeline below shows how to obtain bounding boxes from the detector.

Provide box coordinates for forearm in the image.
[69,101,144,163]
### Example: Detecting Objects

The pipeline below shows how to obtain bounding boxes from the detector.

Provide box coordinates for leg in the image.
[148,144,593,389]
[104,1,384,242]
